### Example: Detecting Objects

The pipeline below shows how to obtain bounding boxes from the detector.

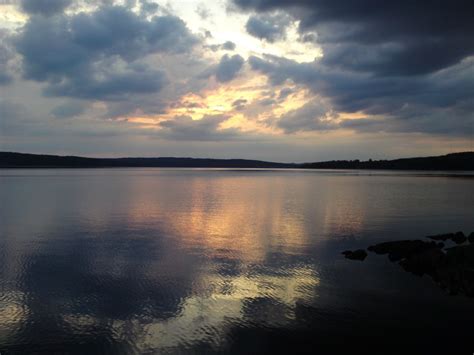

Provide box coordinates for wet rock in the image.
[427,231,467,244]
[342,249,368,261]
[367,240,439,262]
[436,244,474,297]
[344,231,474,298]
[400,247,446,276]
[468,232,474,244]
[452,231,467,244]
[445,243,474,267]
[427,233,454,241]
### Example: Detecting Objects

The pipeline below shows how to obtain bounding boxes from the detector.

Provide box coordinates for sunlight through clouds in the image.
[0,0,472,160]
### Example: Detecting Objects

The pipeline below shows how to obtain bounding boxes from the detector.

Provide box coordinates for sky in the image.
[0,0,473,162]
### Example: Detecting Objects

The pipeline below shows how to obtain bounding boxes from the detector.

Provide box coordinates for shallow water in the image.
[1,169,473,354]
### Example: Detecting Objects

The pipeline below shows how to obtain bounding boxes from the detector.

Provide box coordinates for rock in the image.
[368,240,439,262]
[342,249,368,261]
[445,243,474,267]
[468,232,474,244]
[428,231,467,244]
[400,247,446,276]
[345,231,474,297]
[427,233,454,241]
[452,231,467,244]
[436,244,474,297]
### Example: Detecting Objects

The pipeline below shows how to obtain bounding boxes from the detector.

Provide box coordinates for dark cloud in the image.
[340,110,474,136]
[21,0,72,16]
[232,98,247,110]
[299,32,317,44]
[245,13,290,43]
[233,0,474,76]
[14,5,198,100]
[102,96,168,119]
[222,41,236,50]
[215,54,244,82]
[237,1,474,137]
[158,115,240,141]
[43,66,168,100]
[249,54,474,135]
[208,41,236,52]
[51,101,87,118]
[278,87,293,100]
[140,0,160,15]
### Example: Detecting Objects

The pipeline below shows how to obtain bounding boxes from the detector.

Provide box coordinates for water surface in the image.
[1,169,473,353]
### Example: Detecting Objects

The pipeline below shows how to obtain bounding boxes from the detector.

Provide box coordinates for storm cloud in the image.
[14,4,198,100]
[21,0,72,16]
[239,0,474,137]
[245,13,290,43]
[233,0,474,76]
[249,54,474,135]
[0,0,472,160]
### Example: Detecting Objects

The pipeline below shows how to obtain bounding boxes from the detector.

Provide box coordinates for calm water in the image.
[1,169,473,354]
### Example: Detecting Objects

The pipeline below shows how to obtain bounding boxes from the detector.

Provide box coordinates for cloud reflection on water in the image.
[1,169,473,353]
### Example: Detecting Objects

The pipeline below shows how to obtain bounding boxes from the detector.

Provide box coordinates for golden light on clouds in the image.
[123,72,326,136]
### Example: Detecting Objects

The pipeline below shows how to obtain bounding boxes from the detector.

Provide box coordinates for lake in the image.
[1,169,473,354]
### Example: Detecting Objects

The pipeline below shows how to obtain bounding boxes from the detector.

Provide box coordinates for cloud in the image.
[0,73,13,86]
[51,101,87,118]
[232,99,247,110]
[233,0,474,76]
[0,99,34,135]
[215,54,244,82]
[278,87,293,100]
[222,41,236,51]
[43,66,168,100]
[158,115,240,141]
[21,0,72,16]
[196,3,210,19]
[245,13,290,43]
[0,30,17,85]
[249,54,474,136]
[257,98,276,106]
[208,41,236,52]
[0,99,23,122]
[276,99,337,133]
[140,0,160,15]
[14,5,199,100]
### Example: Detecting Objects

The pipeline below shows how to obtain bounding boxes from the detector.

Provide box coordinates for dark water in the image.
[1,169,473,354]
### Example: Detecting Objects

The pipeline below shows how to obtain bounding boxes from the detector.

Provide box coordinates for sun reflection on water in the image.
[1,169,409,353]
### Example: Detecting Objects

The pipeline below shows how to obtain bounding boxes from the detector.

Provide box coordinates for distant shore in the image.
[0,151,473,170]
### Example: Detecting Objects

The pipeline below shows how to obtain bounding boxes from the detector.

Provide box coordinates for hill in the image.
[0,152,294,168]
[301,152,474,170]
[1,152,473,170]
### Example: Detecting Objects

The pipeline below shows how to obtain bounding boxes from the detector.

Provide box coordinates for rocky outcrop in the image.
[343,231,474,297]
[367,240,439,262]
[342,249,368,261]
[468,232,474,244]
[428,231,466,244]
